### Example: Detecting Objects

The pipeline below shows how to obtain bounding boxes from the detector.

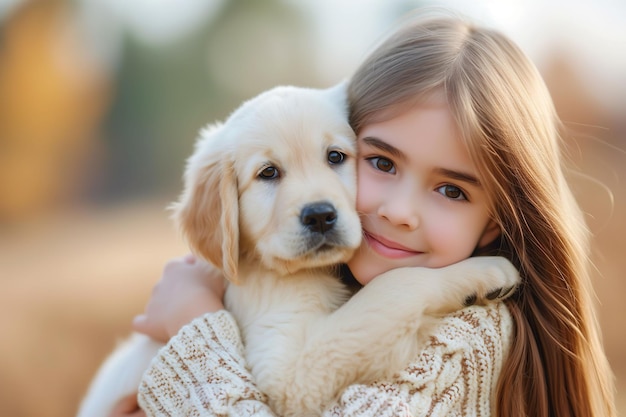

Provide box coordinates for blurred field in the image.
[1,1,625,416]
[0,199,186,416]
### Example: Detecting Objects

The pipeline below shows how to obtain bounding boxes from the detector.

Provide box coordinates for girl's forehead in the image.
[367,89,449,127]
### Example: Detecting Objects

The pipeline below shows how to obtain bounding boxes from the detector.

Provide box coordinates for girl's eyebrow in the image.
[435,168,481,186]
[360,137,406,161]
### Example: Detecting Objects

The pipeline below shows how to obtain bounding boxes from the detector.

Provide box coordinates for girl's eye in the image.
[367,156,395,173]
[328,150,346,165]
[436,184,467,201]
[259,166,280,180]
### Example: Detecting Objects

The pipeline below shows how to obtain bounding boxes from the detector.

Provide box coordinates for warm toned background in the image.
[1,1,624,416]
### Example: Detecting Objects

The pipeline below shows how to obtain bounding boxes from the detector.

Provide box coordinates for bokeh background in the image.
[1,0,624,416]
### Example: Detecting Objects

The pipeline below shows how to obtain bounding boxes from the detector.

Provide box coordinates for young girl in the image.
[123,11,616,417]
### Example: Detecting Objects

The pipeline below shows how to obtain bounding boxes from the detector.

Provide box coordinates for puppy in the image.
[76,83,519,417]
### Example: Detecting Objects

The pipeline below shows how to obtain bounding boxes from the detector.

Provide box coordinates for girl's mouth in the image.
[363,231,422,259]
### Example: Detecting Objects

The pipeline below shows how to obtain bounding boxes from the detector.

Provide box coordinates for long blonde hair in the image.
[348,12,616,417]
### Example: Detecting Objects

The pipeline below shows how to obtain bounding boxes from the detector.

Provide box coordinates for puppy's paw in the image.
[453,256,520,307]
[462,283,517,306]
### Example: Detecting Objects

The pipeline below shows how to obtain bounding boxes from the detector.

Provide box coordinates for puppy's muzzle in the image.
[300,202,337,234]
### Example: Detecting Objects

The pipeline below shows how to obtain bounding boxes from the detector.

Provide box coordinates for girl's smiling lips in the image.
[363,231,421,259]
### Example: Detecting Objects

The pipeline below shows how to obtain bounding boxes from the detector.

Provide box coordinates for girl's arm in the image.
[137,302,513,416]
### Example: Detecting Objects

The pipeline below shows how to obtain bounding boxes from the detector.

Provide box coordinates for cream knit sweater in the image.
[138,303,512,416]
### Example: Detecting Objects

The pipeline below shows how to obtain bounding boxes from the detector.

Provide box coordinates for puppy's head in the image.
[173,83,361,283]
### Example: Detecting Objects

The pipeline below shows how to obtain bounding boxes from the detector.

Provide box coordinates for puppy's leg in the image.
[76,333,163,417]
[390,256,520,314]
[283,256,519,416]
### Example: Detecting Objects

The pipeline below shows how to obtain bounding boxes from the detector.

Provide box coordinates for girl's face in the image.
[348,94,500,285]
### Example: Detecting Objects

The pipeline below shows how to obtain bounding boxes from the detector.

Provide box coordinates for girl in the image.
[125,11,616,417]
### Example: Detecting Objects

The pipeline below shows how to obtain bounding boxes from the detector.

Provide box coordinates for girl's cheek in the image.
[355,170,375,210]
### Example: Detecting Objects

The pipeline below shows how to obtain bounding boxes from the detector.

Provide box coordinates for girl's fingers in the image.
[132,314,168,342]
[183,253,197,264]
[109,393,146,416]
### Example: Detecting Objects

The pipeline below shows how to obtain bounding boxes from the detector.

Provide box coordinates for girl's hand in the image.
[132,254,226,342]
[108,393,145,417]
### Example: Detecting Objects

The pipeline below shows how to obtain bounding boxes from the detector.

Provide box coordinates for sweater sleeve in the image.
[323,302,513,417]
[138,310,276,417]
[138,304,513,417]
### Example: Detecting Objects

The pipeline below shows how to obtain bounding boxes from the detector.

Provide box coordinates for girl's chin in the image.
[347,257,390,286]
[353,272,377,286]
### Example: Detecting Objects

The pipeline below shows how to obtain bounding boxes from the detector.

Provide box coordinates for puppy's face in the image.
[175,85,362,280]
[234,88,361,274]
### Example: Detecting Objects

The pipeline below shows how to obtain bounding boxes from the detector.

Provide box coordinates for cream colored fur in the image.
[76,83,519,417]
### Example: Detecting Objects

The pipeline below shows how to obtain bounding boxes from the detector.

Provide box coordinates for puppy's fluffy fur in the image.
[77,83,519,417]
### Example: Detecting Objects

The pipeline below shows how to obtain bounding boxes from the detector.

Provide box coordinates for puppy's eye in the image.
[328,150,346,165]
[258,166,280,180]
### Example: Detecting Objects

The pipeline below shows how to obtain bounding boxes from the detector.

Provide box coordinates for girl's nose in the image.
[377,191,420,231]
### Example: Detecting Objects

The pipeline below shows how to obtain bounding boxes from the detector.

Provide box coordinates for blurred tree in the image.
[95,0,313,202]
[0,0,112,223]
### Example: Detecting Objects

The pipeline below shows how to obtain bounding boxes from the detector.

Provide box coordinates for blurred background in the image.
[0,0,624,416]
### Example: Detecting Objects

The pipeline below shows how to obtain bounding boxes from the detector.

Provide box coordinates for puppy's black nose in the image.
[301,202,337,234]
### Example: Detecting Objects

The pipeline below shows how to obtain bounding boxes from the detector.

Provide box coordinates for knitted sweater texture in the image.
[138,303,512,416]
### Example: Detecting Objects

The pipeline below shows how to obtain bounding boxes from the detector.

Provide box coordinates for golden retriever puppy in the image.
[76,83,519,417]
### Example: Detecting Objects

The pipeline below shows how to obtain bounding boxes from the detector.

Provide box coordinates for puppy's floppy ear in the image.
[171,125,240,283]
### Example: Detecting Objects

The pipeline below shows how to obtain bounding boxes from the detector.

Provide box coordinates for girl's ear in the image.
[477,220,501,249]
[171,128,240,284]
